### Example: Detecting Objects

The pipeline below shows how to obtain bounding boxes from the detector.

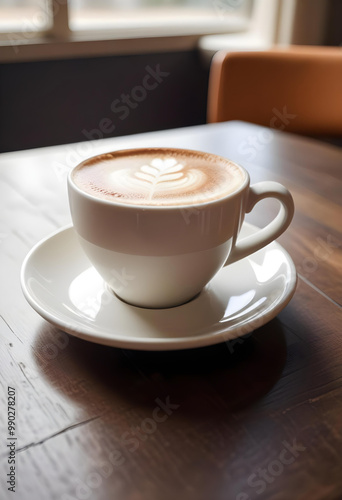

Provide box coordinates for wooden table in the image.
[0,121,341,500]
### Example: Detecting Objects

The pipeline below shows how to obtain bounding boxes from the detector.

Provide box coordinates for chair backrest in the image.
[207,46,342,136]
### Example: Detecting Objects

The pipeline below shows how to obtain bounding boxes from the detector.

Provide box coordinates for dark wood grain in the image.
[0,121,341,500]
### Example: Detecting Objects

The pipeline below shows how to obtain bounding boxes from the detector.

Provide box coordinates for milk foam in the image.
[72,149,245,206]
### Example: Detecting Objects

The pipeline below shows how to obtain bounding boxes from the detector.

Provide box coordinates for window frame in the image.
[0,0,256,62]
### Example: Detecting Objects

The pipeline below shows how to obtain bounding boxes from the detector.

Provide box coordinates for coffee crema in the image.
[72,148,246,206]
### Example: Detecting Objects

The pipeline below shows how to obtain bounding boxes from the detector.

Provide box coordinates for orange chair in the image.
[207,46,342,136]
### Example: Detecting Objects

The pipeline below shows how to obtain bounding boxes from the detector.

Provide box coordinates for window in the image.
[0,0,52,34]
[0,0,253,39]
[0,1,330,65]
[69,0,252,34]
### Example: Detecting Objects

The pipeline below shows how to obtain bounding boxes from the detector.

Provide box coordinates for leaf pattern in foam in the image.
[134,158,185,198]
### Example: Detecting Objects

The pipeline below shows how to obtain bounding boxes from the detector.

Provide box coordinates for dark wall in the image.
[0,50,209,153]
[324,0,342,46]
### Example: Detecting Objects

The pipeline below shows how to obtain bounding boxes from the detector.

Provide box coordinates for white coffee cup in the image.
[68,147,294,308]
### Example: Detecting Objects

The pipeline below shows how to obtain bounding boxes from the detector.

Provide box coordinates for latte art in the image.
[110,157,208,202]
[73,149,246,206]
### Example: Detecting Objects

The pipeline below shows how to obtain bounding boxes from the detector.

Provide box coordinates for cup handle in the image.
[227,181,294,265]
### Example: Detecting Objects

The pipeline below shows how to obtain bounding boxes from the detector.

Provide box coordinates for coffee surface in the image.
[72,149,246,206]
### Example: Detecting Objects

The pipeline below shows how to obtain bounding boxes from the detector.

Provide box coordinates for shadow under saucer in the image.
[33,317,287,417]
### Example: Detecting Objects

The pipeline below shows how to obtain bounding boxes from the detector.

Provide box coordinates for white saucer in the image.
[21,224,297,351]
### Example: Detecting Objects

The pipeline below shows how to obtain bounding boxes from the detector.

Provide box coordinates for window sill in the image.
[198,33,273,66]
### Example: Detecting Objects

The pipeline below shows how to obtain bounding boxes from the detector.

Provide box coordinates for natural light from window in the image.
[0,0,52,33]
[0,0,252,36]
[69,0,251,32]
